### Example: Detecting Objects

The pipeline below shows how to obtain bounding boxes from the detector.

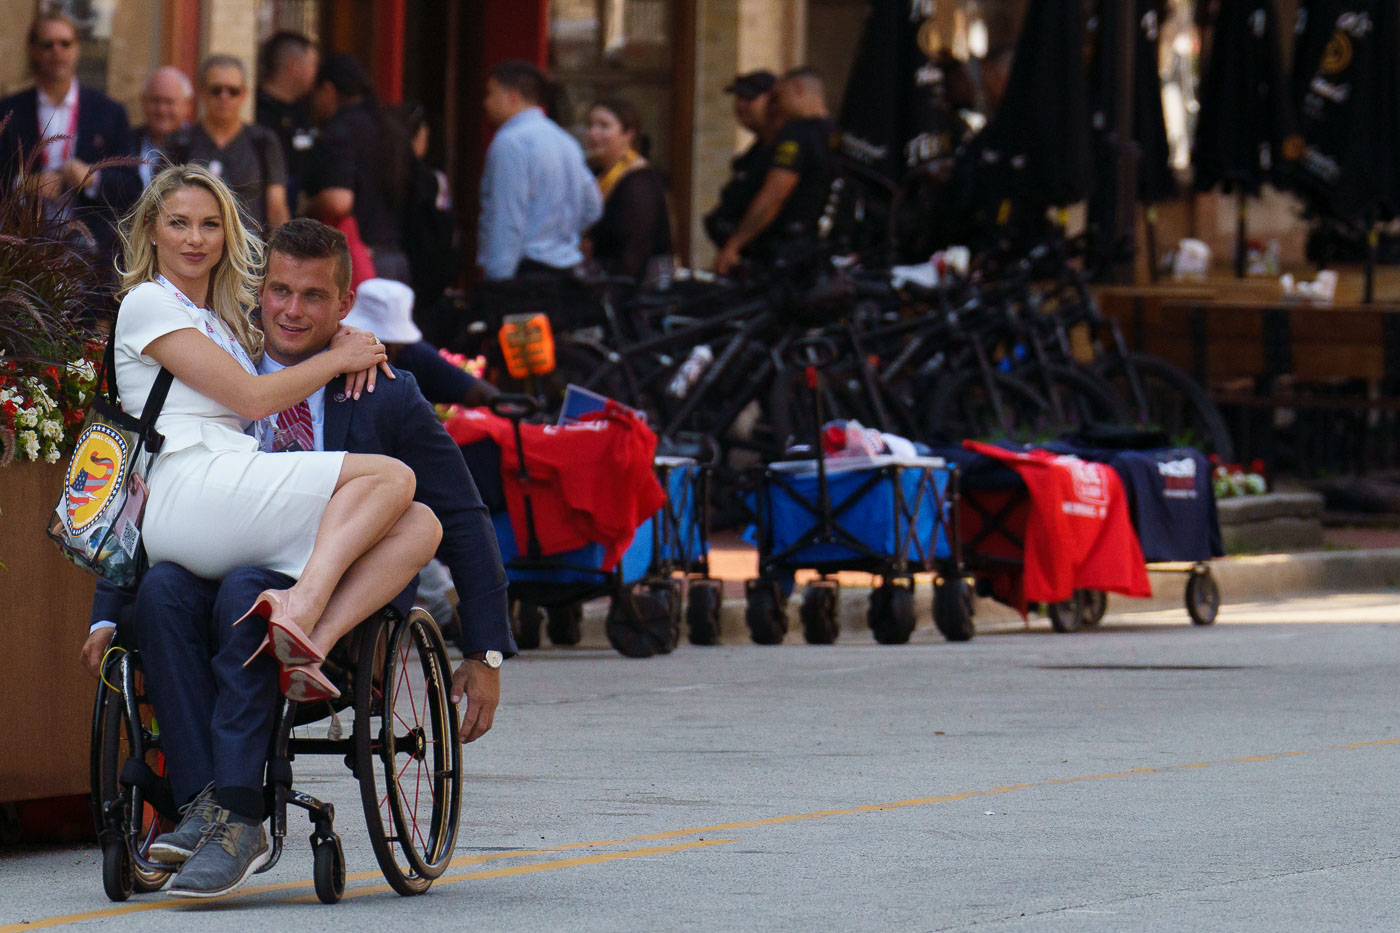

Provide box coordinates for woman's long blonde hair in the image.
[116,164,264,360]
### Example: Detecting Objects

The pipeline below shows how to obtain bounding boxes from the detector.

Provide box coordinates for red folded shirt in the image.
[447,405,665,570]
[962,441,1152,614]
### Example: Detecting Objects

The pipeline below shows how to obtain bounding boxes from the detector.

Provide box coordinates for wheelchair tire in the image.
[545,604,583,646]
[313,834,347,904]
[356,610,462,896]
[102,840,134,902]
[92,653,174,901]
[686,580,723,646]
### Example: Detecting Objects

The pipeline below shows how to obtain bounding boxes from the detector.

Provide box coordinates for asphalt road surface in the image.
[5,593,1400,932]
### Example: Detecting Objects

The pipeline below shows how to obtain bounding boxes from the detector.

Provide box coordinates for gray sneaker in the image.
[167,809,270,898]
[148,783,218,864]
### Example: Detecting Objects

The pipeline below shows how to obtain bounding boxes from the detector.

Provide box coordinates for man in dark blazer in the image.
[81,219,513,898]
[0,12,139,266]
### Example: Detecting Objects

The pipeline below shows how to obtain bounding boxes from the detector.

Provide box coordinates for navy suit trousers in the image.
[130,562,293,807]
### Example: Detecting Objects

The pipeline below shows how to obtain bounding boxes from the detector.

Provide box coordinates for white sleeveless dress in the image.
[114,281,346,579]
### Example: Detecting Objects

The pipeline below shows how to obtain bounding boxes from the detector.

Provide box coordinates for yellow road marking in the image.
[6,736,1396,930]
[283,839,738,904]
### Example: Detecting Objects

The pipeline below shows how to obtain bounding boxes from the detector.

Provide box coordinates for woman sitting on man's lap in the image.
[114,164,441,702]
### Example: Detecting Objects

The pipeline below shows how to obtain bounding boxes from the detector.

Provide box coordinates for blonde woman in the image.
[113,164,441,703]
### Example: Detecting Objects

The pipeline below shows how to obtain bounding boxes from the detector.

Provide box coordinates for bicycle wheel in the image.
[924,368,1053,444]
[355,610,462,896]
[1095,353,1234,462]
[92,653,174,901]
[1035,363,1131,432]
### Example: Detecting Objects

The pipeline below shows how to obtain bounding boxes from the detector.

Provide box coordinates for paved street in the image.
[5,593,1400,932]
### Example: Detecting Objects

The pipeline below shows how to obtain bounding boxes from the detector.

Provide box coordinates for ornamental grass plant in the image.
[0,113,113,465]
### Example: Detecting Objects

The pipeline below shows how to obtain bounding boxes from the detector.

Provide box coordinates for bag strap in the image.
[97,320,174,454]
[138,367,174,454]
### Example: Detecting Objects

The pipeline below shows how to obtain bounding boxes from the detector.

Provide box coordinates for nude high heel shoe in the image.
[280,664,341,703]
[236,590,325,668]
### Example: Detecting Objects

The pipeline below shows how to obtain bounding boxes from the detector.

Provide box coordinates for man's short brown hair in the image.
[265,218,352,296]
[27,11,79,46]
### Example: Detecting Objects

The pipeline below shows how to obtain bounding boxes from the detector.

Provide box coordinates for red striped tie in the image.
[273,399,314,452]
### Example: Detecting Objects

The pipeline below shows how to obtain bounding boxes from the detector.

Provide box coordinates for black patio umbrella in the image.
[1088,0,1176,277]
[838,0,950,185]
[1281,1,1399,300]
[836,0,973,259]
[1285,0,1399,218]
[972,0,1094,211]
[1192,0,1293,276]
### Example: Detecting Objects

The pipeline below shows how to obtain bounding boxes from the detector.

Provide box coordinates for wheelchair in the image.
[91,605,461,904]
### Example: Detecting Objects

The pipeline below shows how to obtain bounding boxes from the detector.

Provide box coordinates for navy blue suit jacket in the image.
[0,85,141,253]
[92,366,515,657]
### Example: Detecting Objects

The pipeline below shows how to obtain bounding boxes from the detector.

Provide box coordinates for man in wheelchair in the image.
[83,219,515,898]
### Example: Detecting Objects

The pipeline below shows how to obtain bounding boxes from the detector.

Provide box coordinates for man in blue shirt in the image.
[477,60,602,280]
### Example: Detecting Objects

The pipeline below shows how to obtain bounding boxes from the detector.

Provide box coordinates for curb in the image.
[542,548,1400,650]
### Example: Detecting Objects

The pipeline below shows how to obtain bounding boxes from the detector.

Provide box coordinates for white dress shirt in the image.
[37,80,78,171]
[258,354,327,452]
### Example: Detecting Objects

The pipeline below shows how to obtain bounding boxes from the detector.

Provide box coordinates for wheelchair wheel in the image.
[92,652,175,901]
[355,610,462,896]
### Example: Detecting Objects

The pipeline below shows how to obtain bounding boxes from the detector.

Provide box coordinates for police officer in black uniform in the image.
[714,67,836,276]
[703,70,776,249]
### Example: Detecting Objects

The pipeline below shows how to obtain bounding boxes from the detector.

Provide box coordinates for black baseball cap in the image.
[725,70,776,99]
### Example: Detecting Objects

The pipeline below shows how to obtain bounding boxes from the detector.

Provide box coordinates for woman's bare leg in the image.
[276,453,417,628]
[304,503,443,654]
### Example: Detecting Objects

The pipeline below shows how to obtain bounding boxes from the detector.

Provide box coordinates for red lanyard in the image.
[40,91,80,170]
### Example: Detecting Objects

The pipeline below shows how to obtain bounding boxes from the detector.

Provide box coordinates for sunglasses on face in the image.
[34,38,75,51]
[206,85,245,98]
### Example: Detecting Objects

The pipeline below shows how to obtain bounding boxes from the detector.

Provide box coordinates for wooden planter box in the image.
[0,462,98,804]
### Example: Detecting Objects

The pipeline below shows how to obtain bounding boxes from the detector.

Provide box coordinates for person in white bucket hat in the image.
[346,278,498,409]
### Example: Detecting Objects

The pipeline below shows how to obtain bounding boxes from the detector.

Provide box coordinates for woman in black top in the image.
[583,97,673,285]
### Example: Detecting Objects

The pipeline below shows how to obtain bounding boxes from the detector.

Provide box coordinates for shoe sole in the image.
[146,842,193,864]
[166,845,271,899]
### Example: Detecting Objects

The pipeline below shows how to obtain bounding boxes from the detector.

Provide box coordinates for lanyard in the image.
[39,90,79,170]
[154,275,259,377]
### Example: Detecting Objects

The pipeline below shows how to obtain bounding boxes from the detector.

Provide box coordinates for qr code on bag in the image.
[118,518,141,559]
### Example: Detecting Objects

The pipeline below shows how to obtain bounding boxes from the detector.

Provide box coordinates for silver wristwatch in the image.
[468,650,504,669]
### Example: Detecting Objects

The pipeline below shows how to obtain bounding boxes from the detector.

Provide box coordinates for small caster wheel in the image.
[869,582,916,645]
[933,577,975,642]
[1048,590,1086,633]
[800,582,840,644]
[512,600,542,650]
[102,840,134,903]
[744,578,787,645]
[545,603,583,646]
[313,834,346,904]
[1186,569,1219,625]
[1080,590,1108,627]
[648,581,683,652]
[686,580,723,646]
[606,589,672,657]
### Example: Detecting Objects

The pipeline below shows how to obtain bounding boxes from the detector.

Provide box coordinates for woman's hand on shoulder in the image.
[331,326,395,399]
